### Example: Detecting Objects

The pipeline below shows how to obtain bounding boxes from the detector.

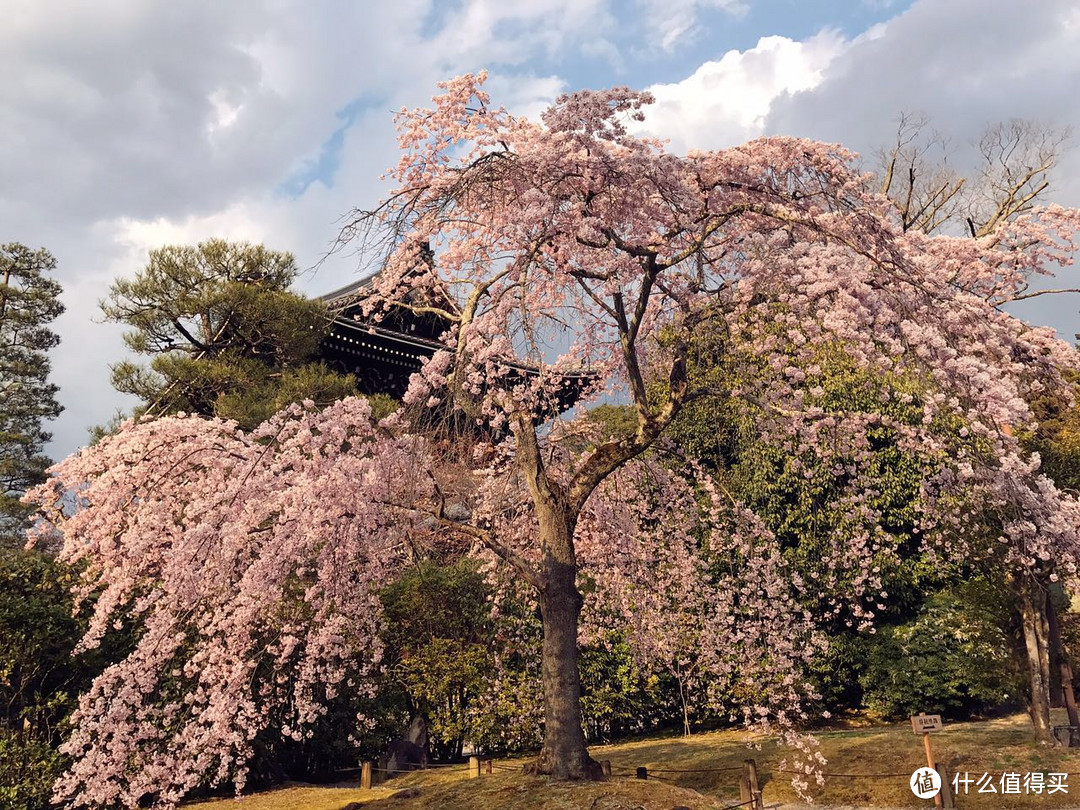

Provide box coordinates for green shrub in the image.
[580,632,675,741]
[859,583,1018,720]
[0,730,62,810]
[805,632,869,715]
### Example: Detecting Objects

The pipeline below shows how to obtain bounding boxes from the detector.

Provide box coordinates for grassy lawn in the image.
[592,712,1080,807]
[190,713,1080,809]
[188,776,724,810]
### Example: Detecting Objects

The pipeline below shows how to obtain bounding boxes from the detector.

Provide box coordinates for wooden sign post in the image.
[911,714,944,808]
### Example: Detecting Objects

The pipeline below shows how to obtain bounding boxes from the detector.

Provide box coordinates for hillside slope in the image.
[191,713,1080,809]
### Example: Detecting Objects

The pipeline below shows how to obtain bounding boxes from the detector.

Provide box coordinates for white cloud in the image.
[484,74,567,122]
[635,0,749,52]
[766,0,1080,159]
[636,30,849,152]
[423,0,614,69]
[1,0,435,453]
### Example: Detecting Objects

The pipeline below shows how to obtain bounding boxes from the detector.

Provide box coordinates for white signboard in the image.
[911,714,943,734]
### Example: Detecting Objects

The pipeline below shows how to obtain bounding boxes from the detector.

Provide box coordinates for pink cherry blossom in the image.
[27,73,1080,805]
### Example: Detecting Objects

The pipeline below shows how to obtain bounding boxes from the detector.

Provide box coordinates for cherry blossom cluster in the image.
[26,398,435,808]
[576,459,826,783]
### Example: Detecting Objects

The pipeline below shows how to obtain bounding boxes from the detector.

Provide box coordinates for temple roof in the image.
[315,274,446,398]
[315,271,592,407]
[317,275,375,305]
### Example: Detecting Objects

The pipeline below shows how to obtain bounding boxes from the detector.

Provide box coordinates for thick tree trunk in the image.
[510,414,604,780]
[1047,597,1080,744]
[525,506,603,780]
[1019,581,1056,745]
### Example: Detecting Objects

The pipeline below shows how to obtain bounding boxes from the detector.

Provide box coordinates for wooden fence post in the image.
[739,775,753,805]
[484,759,493,774]
[936,762,954,810]
[636,766,648,780]
[469,756,481,778]
[600,760,612,777]
[360,761,373,790]
[744,758,764,810]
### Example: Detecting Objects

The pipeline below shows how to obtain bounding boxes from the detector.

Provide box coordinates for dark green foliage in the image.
[0,729,62,810]
[669,344,947,624]
[579,632,672,742]
[730,424,943,626]
[1023,376,1080,495]
[0,548,147,807]
[0,550,99,810]
[245,689,403,788]
[583,404,639,444]
[418,566,688,748]
[0,244,62,549]
[253,556,526,779]
[366,392,402,422]
[380,558,496,760]
[101,239,356,430]
[0,550,85,741]
[859,582,1019,720]
[804,633,870,715]
[661,333,1020,720]
[207,558,547,784]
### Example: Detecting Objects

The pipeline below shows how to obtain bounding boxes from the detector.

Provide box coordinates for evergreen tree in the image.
[101,239,355,430]
[0,244,63,549]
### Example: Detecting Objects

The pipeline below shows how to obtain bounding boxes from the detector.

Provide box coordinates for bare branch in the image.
[970,119,1071,236]
[873,112,965,234]
[1003,287,1080,303]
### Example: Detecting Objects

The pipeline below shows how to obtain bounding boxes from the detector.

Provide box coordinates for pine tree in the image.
[0,244,63,549]
[101,239,356,430]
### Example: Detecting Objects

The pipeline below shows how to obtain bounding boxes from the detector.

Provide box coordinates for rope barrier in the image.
[374,766,427,774]
[646,765,745,773]
[774,768,909,778]
[480,762,981,779]
[373,762,468,774]
[907,768,1080,777]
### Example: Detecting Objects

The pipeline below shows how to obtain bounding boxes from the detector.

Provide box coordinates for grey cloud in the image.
[766,0,1080,170]
[3,0,434,456]
[3,0,612,458]
[765,0,1080,339]
[0,1,437,226]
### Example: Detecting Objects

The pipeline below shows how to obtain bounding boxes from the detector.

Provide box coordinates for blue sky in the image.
[2,0,1077,455]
